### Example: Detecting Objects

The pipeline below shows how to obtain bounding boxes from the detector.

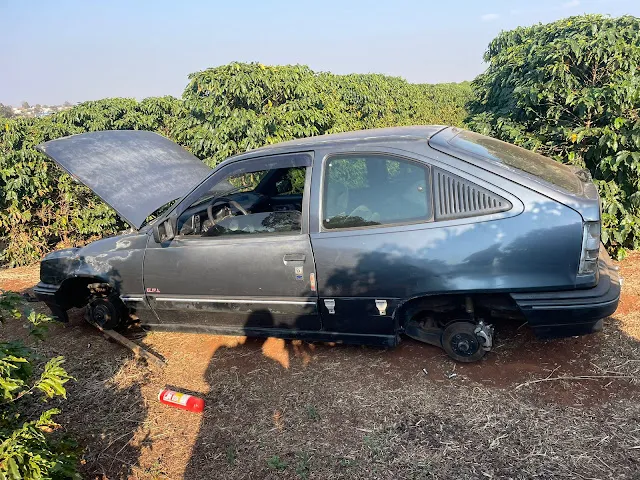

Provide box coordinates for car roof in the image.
[221,125,449,165]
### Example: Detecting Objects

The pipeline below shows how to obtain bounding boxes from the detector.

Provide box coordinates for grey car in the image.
[34,126,621,362]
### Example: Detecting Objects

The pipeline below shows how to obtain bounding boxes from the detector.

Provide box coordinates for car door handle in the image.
[283,253,306,264]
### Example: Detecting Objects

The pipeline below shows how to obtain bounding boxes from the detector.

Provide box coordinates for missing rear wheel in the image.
[442,322,487,363]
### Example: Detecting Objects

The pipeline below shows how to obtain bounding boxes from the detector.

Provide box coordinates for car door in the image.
[309,150,436,336]
[142,152,320,335]
[309,146,524,341]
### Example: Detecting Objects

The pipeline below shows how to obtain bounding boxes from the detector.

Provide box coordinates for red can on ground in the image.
[158,388,205,413]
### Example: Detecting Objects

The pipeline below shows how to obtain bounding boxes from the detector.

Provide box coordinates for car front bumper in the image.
[511,251,621,339]
[33,282,69,322]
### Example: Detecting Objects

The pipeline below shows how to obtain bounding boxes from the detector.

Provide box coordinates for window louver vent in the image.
[434,168,512,220]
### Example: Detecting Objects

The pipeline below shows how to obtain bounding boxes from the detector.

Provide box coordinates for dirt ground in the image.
[1,256,639,479]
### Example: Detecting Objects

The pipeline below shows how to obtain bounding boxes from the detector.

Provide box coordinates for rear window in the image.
[448,131,583,195]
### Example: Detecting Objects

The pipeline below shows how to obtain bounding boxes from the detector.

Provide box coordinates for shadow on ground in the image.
[1,261,639,478]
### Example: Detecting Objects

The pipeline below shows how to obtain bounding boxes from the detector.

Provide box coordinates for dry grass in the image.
[0,264,40,292]
[1,259,639,479]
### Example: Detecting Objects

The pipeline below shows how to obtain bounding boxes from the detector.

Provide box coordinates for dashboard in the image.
[178,192,268,236]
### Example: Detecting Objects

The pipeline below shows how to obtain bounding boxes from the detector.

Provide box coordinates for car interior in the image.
[176,155,431,236]
[178,167,305,237]
[323,156,431,229]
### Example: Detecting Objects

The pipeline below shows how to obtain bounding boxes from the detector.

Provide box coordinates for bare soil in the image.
[1,258,639,479]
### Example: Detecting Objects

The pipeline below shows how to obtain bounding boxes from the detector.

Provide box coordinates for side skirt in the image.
[141,323,399,348]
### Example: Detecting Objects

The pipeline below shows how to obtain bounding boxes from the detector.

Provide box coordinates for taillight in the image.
[578,221,600,275]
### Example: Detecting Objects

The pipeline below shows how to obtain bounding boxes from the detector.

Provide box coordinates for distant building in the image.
[8,104,73,118]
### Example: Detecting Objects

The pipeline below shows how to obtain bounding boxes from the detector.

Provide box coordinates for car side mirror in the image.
[153,215,177,243]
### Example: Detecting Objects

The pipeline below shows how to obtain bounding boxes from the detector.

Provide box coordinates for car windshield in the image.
[189,185,248,209]
[448,130,584,195]
[141,197,180,227]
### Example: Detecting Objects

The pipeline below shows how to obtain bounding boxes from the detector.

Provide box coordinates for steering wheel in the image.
[207,196,248,227]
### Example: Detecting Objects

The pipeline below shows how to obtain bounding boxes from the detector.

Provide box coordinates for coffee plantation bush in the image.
[177,63,344,166]
[0,291,77,478]
[177,63,471,165]
[0,97,185,266]
[1,63,471,266]
[467,15,640,257]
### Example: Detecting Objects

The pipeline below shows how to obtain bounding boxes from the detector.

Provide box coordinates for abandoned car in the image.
[34,126,621,362]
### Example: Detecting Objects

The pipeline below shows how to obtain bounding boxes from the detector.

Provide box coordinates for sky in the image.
[1,0,639,106]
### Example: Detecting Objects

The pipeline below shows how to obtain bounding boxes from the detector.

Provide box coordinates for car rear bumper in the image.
[511,252,621,339]
[34,282,69,322]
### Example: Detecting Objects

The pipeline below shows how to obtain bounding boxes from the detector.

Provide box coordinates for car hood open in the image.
[36,130,212,229]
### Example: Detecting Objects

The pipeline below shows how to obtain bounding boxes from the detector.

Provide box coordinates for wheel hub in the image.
[93,304,111,326]
[449,332,480,357]
[456,339,470,352]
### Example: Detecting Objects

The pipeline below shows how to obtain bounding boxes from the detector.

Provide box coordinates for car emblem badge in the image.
[375,299,387,316]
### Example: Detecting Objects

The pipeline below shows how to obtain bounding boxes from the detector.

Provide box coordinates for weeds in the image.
[267,455,288,471]
[225,445,236,466]
[306,405,320,421]
[295,452,311,479]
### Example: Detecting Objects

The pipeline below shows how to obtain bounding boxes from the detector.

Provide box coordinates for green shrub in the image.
[467,14,640,257]
[0,97,184,266]
[178,63,344,166]
[178,63,471,167]
[0,291,77,479]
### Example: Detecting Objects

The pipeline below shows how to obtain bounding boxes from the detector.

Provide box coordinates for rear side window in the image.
[448,130,583,195]
[323,154,431,229]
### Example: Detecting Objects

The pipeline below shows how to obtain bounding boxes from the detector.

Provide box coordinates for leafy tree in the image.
[0,97,185,266]
[467,15,640,256]
[0,291,78,479]
[321,74,472,131]
[178,62,471,167]
[20,102,30,110]
[178,63,344,166]
[0,104,14,119]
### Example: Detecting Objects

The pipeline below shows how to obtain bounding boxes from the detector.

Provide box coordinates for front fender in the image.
[37,232,147,303]
[39,248,81,285]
